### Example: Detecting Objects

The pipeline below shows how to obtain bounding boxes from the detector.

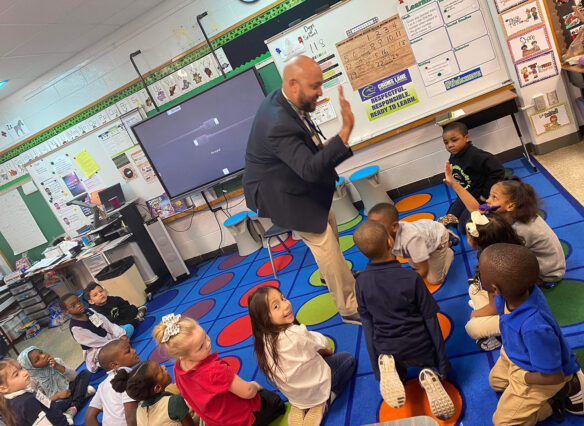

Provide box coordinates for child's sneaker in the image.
[476,335,502,352]
[437,214,458,227]
[288,405,305,426]
[447,230,460,247]
[303,402,326,425]
[64,406,77,425]
[565,369,584,415]
[86,385,96,397]
[378,354,405,409]
[419,368,454,420]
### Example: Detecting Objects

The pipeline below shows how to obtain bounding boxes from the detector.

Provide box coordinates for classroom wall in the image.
[0,0,576,261]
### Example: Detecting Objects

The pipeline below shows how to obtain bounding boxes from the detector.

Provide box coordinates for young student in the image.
[248,286,356,426]
[0,358,69,426]
[85,339,140,426]
[478,244,584,424]
[111,360,198,425]
[463,212,525,351]
[60,293,127,373]
[18,346,95,421]
[153,314,285,426]
[353,220,454,420]
[368,202,457,285]
[444,163,566,284]
[438,121,505,234]
[84,282,146,336]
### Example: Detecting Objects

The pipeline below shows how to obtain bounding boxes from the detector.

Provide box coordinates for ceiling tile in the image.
[104,0,169,26]
[0,0,84,24]
[57,0,134,25]
[0,24,42,56]
[0,77,26,101]
[9,24,97,55]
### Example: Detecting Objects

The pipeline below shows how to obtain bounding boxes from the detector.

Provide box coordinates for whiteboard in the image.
[266,0,511,146]
[0,189,47,254]
[26,110,166,236]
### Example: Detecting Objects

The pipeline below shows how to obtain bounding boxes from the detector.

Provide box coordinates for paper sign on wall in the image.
[514,51,558,88]
[74,149,100,177]
[507,25,551,64]
[500,1,543,38]
[529,103,572,136]
[359,69,419,121]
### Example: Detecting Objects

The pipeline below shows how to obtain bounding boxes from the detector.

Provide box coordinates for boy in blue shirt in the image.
[353,220,454,420]
[479,243,583,424]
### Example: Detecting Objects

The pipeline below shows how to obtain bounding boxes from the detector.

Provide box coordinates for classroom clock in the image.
[238,0,259,3]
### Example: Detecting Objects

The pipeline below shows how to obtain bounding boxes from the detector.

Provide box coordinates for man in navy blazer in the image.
[244,55,359,323]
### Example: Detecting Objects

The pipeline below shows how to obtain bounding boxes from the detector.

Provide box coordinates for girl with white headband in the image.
[153,314,285,426]
[464,212,524,352]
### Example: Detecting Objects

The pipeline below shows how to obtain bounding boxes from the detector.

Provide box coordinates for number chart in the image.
[336,15,415,91]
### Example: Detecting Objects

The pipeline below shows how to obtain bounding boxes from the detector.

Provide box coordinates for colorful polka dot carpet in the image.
[74,157,584,425]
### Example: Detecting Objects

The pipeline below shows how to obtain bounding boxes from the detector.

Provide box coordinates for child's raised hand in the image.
[443,161,455,186]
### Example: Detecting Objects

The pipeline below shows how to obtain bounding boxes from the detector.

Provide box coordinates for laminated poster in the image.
[359,69,419,121]
[514,51,558,88]
[529,103,572,136]
[500,1,543,38]
[507,25,551,64]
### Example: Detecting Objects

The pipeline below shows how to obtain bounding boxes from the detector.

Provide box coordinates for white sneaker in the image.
[378,354,405,409]
[419,369,454,420]
[86,385,96,397]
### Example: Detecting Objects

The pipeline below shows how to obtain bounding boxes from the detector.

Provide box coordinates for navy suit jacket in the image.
[243,89,353,233]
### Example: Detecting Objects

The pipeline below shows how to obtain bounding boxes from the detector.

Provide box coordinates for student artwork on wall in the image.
[529,103,572,135]
[500,1,543,38]
[495,0,527,14]
[514,51,558,87]
[507,25,551,64]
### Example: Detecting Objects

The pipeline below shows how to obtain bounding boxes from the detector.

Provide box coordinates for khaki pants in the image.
[408,230,453,284]
[295,209,357,317]
[489,347,571,425]
[465,287,500,339]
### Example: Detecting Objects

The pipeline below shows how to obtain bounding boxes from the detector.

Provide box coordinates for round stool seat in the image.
[349,165,379,182]
[348,165,392,215]
[223,211,261,256]
[223,211,249,227]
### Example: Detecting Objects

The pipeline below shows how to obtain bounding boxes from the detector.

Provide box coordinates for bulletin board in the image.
[26,110,166,236]
[266,0,512,146]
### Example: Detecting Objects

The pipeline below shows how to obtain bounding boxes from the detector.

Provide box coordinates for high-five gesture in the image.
[338,85,354,146]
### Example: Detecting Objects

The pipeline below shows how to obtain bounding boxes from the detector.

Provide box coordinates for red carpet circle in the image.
[257,255,292,277]
[217,315,252,347]
[200,272,234,295]
[240,281,280,307]
[181,299,215,321]
[219,253,247,270]
[271,234,299,252]
[223,356,241,374]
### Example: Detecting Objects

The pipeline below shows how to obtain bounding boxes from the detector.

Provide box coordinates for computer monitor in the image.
[98,183,126,211]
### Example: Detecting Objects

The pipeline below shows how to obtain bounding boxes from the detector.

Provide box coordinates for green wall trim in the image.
[0,0,304,164]
[0,174,30,192]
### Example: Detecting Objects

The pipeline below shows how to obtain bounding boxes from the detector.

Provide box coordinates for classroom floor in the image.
[22,153,584,426]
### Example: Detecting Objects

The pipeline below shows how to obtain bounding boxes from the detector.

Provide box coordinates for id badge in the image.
[89,313,103,327]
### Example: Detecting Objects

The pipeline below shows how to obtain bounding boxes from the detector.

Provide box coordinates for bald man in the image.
[244,55,359,323]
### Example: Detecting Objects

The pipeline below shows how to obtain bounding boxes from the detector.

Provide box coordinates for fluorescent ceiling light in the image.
[0,81,7,88]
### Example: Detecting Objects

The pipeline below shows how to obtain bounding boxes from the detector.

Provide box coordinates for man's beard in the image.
[298,89,317,112]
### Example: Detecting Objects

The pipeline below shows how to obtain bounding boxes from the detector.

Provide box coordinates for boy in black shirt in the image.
[84,282,146,333]
[353,220,454,420]
[438,121,504,234]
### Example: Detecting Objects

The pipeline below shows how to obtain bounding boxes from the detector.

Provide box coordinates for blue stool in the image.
[223,211,261,256]
[349,165,392,215]
[332,177,359,224]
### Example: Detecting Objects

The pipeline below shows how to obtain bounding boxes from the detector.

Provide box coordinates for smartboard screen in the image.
[132,68,266,199]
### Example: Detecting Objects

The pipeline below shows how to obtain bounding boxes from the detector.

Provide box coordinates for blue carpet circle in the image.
[146,289,179,312]
[131,316,156,339]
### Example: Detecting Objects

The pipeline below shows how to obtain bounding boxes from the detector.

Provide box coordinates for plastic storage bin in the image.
[95,257,146,306]
[24,302,46,315]
[20,295,42,308]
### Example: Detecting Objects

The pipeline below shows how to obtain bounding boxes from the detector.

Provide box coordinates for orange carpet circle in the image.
[424,277,442,294]
[395,194,432,212]
[378,379,462,425]
[401,212,435,222]
[437,312,452,340]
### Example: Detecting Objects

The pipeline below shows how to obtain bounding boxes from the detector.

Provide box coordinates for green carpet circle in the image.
[326,336,335,351]
[337,215,363,232]
[542,280,584,326]
[339,235,355,252]
[504,168,512,177]
[308,260,353,286]
[296,293,338,325]
[561,241,570,258]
